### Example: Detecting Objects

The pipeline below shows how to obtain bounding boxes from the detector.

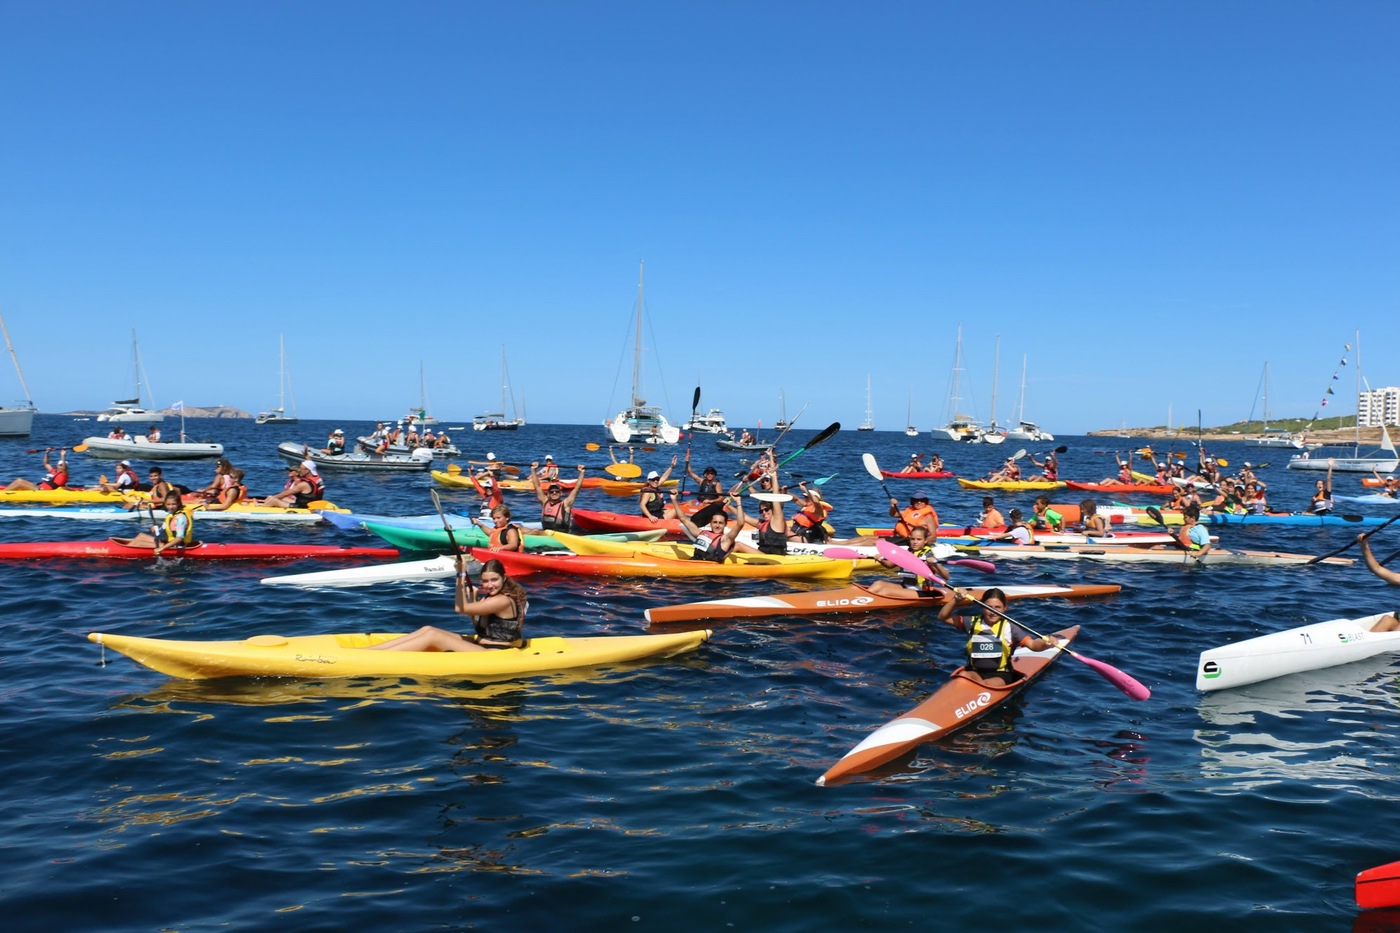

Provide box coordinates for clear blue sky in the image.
[1,2,1397,431]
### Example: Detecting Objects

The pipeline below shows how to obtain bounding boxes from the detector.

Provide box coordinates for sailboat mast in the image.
[990,335,1000,427]
[1355,329,1362,451]
[1262,362,1270,432]
[278,334,287,412]
[1016,354,1027,424]
[949,325,963,419]
[0,313,34,407]
[632,261,645,408]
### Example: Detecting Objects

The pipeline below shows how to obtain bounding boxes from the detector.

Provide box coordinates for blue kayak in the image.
[1334,494,1400,506]
[318,509,485,533]
[1205,511,1388,527]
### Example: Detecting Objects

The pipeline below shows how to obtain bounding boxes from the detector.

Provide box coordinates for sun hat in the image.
[333,428,343,435]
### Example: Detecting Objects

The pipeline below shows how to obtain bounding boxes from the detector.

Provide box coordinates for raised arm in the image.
[563,466,586,507]
[1360,536,1400,586]
[529,464,548,506]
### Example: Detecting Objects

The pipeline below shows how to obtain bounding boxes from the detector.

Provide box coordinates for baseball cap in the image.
[647,470,660,480]
[119,460,132,467]
[544,454,554,461]
[486,453,497,461]
[300,459,319,475]
[333,428,343,435]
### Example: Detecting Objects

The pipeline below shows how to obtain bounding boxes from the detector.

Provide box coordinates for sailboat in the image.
[971,336,1006,444]
[858,375,875,431]
[96,330,164,424]
[1005,355,1054,441]
[905,389,918,437]
[255,334,299,425]
[475,347,524,431]
[928,325,979,441]
[403,362,441,428]
[775,390,789,432]
[604,263,681,445]
[1288,331,1398,474]
[0,312,36,437]
[1243,362,1314,449]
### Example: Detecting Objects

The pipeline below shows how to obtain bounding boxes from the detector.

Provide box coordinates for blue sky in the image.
[1,2,1396,431]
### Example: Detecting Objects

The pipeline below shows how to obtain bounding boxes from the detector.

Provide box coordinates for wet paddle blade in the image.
[946,558,996,574]
[1070,652,1152,701]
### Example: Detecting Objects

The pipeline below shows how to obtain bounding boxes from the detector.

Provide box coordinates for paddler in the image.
[467,464,505,518]
[371,556,529,651]
[638,456,679,522]
[202,468,248,511]
[788,485,833,543]
[980,508,1033,545]
[672,492,741,561]
[868,526,950,598]
[1030,449,1058,481]
[1307,460,1335,514]
[537,455,560,483]
[1030,495,1065,533]
[530,461,584,533]
[194,458,235,500]
[900,453,925,474]
[889,491,938,546]
[1078,499,1111,537]
[261,460,324,509]
[684,452,725,505]
[987,457,1022,482]
[98,460,142,495]
[472,503,523,551]
[977,496,1005,529]
[937,587,1062,685]
[1176,503,1211,556]
[1357,538,1400,632]
[5,447,69,491]
[733,472,788,554]
[115,489,197,555]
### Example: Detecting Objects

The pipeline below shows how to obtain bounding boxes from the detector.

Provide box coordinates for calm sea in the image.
[2,415,1397,931]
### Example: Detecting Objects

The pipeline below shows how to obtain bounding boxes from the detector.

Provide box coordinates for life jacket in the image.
[639,488,665,520]
[539,499,570,532]
[539,465,559,481]
[895,503,938,538]
[967,616,1014,674]
[689,529,731,562]
[161,508,196,547]
[488,522,521,550]
[40,466,69,490]
[755,518,787,555]
[475,594,527,645]
[293,475,325,509]
[696,478,721,500]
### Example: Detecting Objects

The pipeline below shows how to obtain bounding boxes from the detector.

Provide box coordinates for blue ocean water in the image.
[2,415,1398,930]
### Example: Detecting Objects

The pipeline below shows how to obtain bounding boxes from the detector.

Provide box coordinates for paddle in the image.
[825,546,996,575]
[875,539,1151,700]
[1144,506,1194,553]
[812,472,839,486]
[737,421,840,496]
[1307,514,1400,565]
[585,442,601,451]
[430,488,474,596]
[605,463,642,479]
[861,453,898,501]
[469,460,521,475]
[680,385,701,497]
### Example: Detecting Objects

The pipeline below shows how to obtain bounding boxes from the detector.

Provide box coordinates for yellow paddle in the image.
[447,463,463,474]
[73,444,89,453]
[585,442,601,451]
[606,463,642,479]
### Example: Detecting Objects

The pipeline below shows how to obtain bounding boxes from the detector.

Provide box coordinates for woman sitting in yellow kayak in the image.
[373,556,529,651]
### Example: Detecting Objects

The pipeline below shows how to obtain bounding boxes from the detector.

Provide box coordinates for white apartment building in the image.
[1359,386,1400,426]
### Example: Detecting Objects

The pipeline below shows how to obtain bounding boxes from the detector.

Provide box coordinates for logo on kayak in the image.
[1338,632,1366,644]
[814,596,874,608]
[1200,660,1220,679]
[955,691,992,719]
[294,654,336,665]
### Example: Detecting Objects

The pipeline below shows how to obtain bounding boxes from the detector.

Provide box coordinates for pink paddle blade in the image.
[946,558,996,574]
[822,547,864,560]
[875,539,940,580]
[1072,653,1151,700]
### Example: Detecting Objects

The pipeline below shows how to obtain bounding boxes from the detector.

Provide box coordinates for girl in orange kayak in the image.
[372,556,529,651]
[868,526,950,599]
[938,587,1061,686]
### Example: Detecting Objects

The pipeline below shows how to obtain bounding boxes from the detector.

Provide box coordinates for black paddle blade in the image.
[692,386,701,411]
[805,421,841,450]
[691,502,728,526]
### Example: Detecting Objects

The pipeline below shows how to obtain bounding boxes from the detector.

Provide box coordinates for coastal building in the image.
[1359,387,1400,427]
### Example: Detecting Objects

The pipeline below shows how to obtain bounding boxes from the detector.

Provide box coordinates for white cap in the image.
[333,428,343,434]
[119,460,132,467]
[647,470,661,480]
[300,459,319,475]
[544,454,554,461]
[486,452,497,461]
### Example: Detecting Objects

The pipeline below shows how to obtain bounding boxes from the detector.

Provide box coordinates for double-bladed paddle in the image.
[875,539,1151,700]
[430,488,474,597]
[736,420,840,496]
[1307,514,1400,565]
[861,453,898,502]
[680,385,701,497]
[824,544,996,575]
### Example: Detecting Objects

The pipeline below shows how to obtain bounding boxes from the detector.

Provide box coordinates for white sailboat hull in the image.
[606,411,681,445]
[0,407,35,437]
[96,407,165,424]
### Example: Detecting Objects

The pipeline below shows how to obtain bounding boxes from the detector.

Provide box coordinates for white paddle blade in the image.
[861,452,883,481]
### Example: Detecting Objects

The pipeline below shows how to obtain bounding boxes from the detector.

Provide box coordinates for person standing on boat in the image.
[530,462,584,532]
[937,587,1061,686]
[889,492,938,546]
[6,448,70,491]
[1176,503,1211,556]
[372,556,530,651]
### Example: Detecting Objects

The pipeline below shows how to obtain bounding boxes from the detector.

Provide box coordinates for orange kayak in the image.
[817,626,1078,785]
[570,506,702,539]
[644,584,1120,624]
[472,547,855,581]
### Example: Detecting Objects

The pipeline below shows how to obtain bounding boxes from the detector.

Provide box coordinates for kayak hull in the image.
[879,470,956,480]
[1357,860,1400,910]
[644,585,1121,623]
[957,479,1065,491]
[89,629,711,680]
[1196,614,1400,691]
[817,626,1078,785]
[362,521,561,553]
[1065,481,1174,495]
[0,541,399,561]
[474,547,856,581]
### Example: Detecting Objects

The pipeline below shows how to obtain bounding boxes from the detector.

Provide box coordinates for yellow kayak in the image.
[89,629,712,680]
[0,487,135,504]
[956,478,1066,491]
[544,530,880,572]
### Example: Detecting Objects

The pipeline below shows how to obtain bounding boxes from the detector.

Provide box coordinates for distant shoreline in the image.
[1087,426,1391,444]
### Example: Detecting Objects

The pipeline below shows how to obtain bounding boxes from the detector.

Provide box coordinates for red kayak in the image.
[1358,860,1400,909]
[879,470,956,480]
[818,626,1078,785]
[1065,481,1174,495]
[570,506,702,539]
[0,540,401,561]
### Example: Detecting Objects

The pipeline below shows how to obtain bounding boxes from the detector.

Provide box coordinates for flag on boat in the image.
[172,401,184,411]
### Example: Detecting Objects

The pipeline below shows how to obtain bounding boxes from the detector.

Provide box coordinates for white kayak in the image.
[1077,547,1352,567]
[0,505,328,524]
[732,531,956,562]
[261,555,480,588]
[1196,613,1400,692]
